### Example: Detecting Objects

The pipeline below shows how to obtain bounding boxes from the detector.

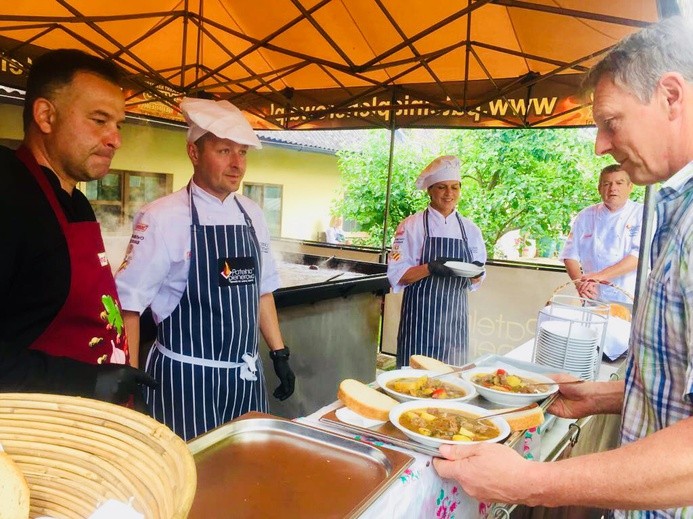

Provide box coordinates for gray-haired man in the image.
[434,16,693,517]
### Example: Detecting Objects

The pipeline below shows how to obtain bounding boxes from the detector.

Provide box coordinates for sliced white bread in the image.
[409,354,454,373]
[496,405,545,432]
[0,450,30,519]
[337,379,399,421]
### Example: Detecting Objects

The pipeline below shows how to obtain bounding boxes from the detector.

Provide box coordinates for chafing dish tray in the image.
[187,412,413,519]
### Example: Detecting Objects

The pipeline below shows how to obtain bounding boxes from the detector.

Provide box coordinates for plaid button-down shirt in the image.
[616,162,693,519]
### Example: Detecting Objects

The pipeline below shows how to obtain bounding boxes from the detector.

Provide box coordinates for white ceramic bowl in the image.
[389,400,511,448]
[444,261,485,277]
[376,369,476,403]
[460,366,558,407]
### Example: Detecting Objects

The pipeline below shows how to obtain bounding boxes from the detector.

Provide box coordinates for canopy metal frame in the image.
[0,1,661,129]
[0,0,680,309]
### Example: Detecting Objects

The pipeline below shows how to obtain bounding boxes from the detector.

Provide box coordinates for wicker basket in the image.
[0,393,196,519]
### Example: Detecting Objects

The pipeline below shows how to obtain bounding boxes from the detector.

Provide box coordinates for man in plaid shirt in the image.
[434,16,693,517]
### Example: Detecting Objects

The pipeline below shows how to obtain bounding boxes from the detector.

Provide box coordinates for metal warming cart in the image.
[263,251,389,419]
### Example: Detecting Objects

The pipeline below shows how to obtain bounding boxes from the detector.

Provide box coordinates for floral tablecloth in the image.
[300,401,543,519]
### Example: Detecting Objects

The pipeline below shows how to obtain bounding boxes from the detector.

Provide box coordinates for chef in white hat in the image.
[387,155,487,367]
[115,97,295,440]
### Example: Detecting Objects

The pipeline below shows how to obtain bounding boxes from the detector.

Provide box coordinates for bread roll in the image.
[0,450,30,519]
[409,354,454,373]
[495,406,544,432]
[337,379,398,421]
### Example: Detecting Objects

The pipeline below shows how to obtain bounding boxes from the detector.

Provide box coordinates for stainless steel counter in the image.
[262,252,389,419]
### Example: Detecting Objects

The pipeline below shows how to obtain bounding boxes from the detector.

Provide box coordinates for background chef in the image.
[559,163,643,303]
[387,155,487,368]
[115,97,295,441]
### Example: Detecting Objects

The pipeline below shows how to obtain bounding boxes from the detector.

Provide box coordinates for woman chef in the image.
[387,156,487,367]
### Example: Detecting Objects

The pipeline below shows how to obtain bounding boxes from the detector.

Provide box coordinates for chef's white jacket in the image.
[115,181,280,324]
[387,206,487,293]
[559,199,643,299]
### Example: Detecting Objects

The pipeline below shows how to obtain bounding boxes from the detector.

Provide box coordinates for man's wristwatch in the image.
[269,346,290,360]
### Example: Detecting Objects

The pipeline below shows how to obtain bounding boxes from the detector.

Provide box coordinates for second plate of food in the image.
[461,366,558,406]
[376,368,476,403]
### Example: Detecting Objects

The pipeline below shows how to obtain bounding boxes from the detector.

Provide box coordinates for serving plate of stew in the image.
[376,369,476,403]
[389,401,511,448]
[461,366,558,406]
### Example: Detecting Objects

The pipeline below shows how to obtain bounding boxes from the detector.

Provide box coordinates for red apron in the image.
[16,146,129,365]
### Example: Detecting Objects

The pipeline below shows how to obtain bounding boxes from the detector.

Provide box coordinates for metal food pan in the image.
[187,412,413,519]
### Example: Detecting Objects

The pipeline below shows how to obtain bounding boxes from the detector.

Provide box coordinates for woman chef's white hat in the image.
[415,155,461,190]
[179,97,262,149]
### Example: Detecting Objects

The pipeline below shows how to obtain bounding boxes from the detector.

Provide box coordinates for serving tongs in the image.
[321,416,442,458]
[324,272,345,283]
[473,392,560,422]
[309,255,336,269]
[426,361,479,379]
[470,402,540,422]
[524,379,585,389]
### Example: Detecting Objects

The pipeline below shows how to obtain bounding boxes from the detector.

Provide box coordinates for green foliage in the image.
[333,128,634,255]
[333,131,430,247]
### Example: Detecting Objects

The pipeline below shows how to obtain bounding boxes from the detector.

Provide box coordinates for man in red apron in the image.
[0,49,156,403]
[116,98,295,440]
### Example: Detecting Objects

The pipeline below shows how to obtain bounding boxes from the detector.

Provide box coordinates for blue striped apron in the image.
[145,186,269,441]
[396,209,473,368]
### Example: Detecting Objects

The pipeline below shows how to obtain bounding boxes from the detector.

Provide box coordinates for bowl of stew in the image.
[389,400,511,448]
[376,369,476,403]
[461,366,558,406]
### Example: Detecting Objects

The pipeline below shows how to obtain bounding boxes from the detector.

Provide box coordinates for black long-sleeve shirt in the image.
[0,145,98,396]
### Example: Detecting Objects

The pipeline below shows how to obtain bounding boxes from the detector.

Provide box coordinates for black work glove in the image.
[427,259,456,277]
[93,364,159,405]
[270,347,295,401]
[470,260,486,280]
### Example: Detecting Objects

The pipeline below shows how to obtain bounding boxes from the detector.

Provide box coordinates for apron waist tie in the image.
[154,342,258,381]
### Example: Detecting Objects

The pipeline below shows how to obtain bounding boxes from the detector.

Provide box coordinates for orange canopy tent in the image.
[0,1,668,130]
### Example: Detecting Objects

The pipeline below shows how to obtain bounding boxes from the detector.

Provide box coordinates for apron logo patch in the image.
[98,252,109,267]
[219,257,256,286]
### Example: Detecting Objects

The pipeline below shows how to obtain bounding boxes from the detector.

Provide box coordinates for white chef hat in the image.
[415,155,461,190]
[179,97,262,149]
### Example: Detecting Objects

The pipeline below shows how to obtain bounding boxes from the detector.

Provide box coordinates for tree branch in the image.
[493,206,528,245]
[488,169,501,191]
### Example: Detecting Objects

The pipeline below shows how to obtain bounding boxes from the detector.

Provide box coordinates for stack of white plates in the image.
[534,320,600,380]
